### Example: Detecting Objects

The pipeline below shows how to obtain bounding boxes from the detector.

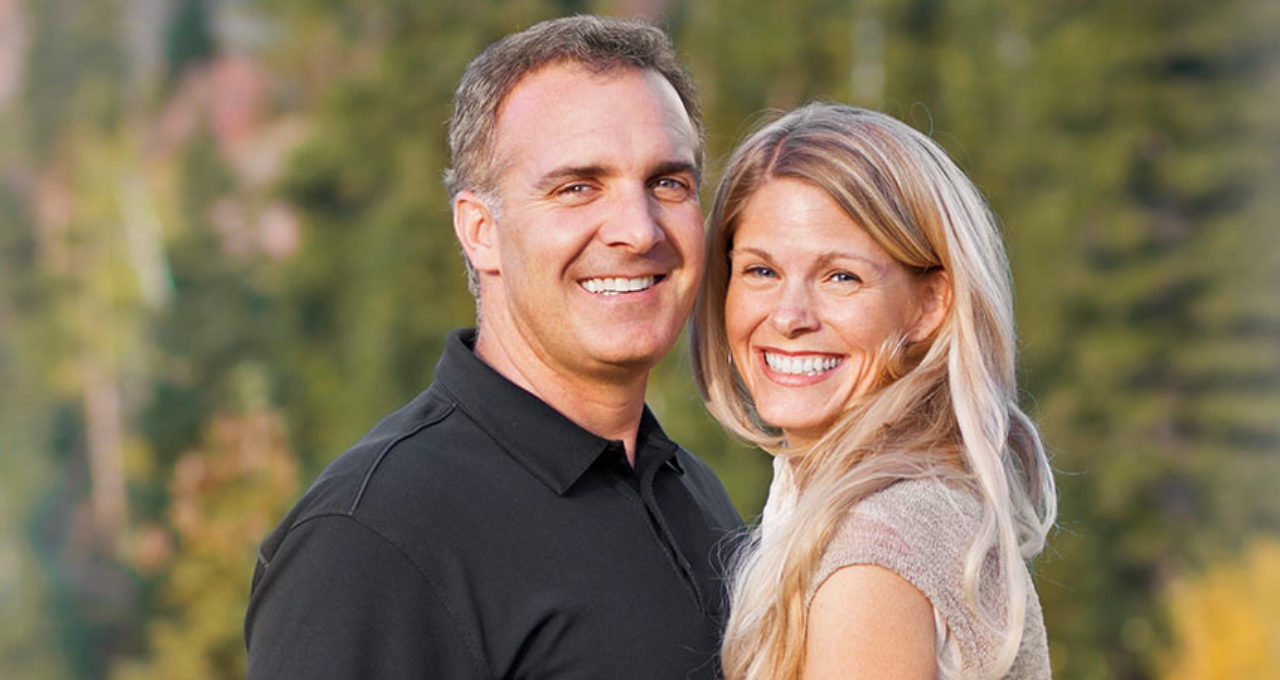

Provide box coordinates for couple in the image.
[245,15,1056,680]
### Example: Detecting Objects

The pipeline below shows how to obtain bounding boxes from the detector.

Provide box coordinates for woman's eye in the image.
[830,271,862,284]
[742,265,776,278]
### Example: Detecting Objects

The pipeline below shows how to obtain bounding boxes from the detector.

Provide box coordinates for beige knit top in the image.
[810,477,1051,679]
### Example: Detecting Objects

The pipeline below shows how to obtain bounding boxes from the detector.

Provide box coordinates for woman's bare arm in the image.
[802,564,937,680]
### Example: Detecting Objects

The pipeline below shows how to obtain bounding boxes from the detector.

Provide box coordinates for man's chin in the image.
[589,348,667,373]
[582,336,677,374]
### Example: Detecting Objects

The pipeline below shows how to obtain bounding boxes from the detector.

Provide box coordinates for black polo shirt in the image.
[245,328,745,679]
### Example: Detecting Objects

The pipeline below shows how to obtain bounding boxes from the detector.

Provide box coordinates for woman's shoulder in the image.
[812,476,1050,679]
[821,476,982,576]
[814,478,982,662]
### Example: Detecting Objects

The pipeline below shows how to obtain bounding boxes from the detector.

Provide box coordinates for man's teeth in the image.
[765,352,842,376]
[581,276,656,295]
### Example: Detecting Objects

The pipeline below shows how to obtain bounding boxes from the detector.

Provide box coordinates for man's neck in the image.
[473,328,649,464]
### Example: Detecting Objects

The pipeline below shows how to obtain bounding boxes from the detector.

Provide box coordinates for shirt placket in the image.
[603,441,709,613]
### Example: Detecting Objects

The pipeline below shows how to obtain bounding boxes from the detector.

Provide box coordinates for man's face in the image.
[474,64,704,383]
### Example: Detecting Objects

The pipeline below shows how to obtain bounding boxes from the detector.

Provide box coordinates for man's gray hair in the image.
[444,15,705,297]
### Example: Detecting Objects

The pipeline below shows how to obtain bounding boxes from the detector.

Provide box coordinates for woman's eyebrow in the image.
[730,246,887,273]
[814,250,888,274]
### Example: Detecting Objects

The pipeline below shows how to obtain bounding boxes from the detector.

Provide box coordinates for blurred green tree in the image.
[113,373,299,680]
[987,2,1280,676]
[684,1,1280,676]
[0,1,1276,679]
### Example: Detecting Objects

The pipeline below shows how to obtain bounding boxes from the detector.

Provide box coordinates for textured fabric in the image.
[812,478,1051,679]
[245,328,745,679]
[760,455,797,533]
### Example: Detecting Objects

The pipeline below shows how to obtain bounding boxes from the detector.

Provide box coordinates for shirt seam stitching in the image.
[349,403,456,513]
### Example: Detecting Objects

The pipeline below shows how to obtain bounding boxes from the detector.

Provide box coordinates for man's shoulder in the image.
[257,381,519,563]
[313,389,455,495]
[267,385,480,536]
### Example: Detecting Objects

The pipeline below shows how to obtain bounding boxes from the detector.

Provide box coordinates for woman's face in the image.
[725,178,944,449]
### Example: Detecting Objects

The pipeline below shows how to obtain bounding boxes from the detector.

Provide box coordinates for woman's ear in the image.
[909,268,952,343]
[452,190,501,276]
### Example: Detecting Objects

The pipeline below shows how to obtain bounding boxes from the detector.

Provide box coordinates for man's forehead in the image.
[501,63,688,124]
[498,61,651,118]
[491,62,697,182]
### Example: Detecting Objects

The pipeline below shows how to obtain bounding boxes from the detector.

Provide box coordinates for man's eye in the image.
[651,177,692,200]
[554,183,598,203]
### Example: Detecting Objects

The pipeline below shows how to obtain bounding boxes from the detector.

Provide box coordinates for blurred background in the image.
[0,0,1277,678]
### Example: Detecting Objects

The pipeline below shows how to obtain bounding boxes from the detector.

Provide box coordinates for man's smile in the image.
[579,275,661,295]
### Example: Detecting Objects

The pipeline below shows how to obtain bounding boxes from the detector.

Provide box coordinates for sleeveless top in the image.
[807,477,1051,679]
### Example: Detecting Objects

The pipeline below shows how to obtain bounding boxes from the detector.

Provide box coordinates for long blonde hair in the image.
[690,103,1056,679]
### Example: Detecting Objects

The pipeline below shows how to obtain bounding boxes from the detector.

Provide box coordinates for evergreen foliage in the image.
[0,1,1275,678]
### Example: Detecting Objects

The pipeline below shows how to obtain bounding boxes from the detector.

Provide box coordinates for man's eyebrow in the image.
[532,159,698,193]
[533,165,609,192]
[650,160,698,183]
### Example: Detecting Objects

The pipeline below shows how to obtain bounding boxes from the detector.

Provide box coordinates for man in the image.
[244,16,743,679]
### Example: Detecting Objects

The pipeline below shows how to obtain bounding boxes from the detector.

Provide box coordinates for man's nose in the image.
[598,186,665,253]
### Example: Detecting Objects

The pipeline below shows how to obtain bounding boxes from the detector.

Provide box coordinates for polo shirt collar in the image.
[434,328,678,495]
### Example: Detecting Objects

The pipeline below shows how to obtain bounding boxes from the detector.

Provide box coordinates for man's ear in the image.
[909,268,952,343]
[452,190,501,275]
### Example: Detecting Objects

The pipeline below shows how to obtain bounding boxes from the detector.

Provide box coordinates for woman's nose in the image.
[769,283,819,337]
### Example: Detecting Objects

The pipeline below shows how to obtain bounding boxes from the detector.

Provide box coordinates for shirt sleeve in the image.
[245,514,488,679]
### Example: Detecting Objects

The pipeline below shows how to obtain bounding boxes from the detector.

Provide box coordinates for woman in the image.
[692,103,1056,679]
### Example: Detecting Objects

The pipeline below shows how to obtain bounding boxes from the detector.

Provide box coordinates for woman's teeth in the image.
[764,352,842,376]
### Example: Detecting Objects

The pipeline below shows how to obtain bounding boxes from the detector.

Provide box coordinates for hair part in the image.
[692,103,1056,679]
[444,15,705,297]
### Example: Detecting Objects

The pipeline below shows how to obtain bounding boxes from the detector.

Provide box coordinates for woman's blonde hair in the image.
[691,103,1056,679]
